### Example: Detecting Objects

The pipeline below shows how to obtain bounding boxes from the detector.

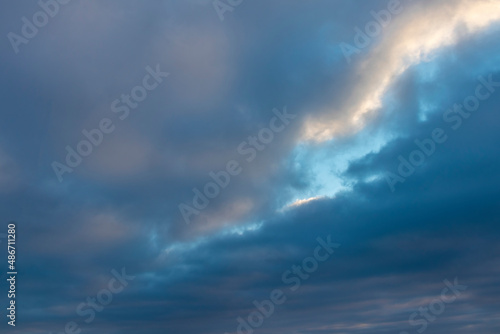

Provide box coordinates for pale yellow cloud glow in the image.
[285,196,326,209]
[302,0,500,142]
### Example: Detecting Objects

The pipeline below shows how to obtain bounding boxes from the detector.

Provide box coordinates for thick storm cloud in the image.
[0,0,499,333]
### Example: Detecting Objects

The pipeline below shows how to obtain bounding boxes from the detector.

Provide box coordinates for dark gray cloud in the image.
[0,0,500,333]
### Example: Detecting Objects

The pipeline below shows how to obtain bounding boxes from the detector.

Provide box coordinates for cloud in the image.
[0,0,500,333]
[302,0,500,142]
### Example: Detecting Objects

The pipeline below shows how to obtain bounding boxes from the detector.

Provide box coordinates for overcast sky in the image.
[1,0,500,333]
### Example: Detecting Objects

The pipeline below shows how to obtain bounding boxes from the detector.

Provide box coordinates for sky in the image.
[1,0,500,333]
